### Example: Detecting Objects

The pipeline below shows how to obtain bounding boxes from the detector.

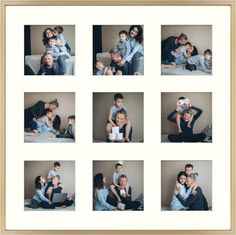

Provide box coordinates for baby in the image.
[186,49,212,73]
[176,97,193,133]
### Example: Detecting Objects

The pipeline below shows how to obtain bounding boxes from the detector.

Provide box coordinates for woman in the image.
[37,52,63,75]
[46,176,74,208]
[24,99,59,133]
[174,173,209,210]
[26,176,55,209]
[161,33,188,67]
[118,25,144,75]
[114,174,141,210]
[93,173,116,211]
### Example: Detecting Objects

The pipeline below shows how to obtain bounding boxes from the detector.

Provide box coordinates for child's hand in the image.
[174,189,179,195]
[176,103,182,111]
[175,180,180,190]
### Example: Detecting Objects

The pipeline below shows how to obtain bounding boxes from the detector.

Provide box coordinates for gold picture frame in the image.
[0,0,235,234]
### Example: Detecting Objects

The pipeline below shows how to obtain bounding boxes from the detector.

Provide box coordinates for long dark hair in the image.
[177,171,187,183]
[129,25,143,44]
[42,28,53,46]
[191,46,199,56]
[35,175,43,190]
[94,173,104,189]
[53,115,61,131]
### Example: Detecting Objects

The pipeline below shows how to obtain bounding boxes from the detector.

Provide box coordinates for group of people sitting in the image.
[26,162,75,209]
[24,99,75,139]
[161,33,212,73]
[170,164,209,211]
[94,161,142,211]
[95,25,144,76]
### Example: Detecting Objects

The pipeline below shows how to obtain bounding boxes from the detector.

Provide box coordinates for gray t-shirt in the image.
[48,169,60,180]
[109,105,126,120]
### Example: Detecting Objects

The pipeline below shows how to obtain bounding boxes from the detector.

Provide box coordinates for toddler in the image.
[57,115,75,139]
[186,49,212,73]
[115,30,131,59]
[106,93,131,142]
[94,60,114,75]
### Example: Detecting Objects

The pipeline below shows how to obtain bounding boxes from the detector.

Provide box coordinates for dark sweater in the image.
[167,106,203,136]
[24,100,46,126]
[161,36,179,59]
[176,187,209,211]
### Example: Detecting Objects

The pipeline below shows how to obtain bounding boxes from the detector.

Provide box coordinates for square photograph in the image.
[93,92,144,143]
[161,25,212,75]
[93,25,144,76]
[161,92,212,143]
[24,161,75,211]
[24,92,75,143]
[93,160,144,211]
[161,160,212,211]
[24,25,75,75]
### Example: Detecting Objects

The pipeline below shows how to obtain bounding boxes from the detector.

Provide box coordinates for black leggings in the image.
[53,199,74,207]
[185,63,197,71]
[168,133,206,142]
[30,199,55,209]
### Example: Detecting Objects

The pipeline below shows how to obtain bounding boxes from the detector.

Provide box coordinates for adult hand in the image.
[174,189,179,195]
[175,181,180,190]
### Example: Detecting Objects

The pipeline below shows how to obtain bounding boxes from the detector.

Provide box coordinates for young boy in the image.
[57,115,75,139]
[106,93,132,142]
[110,162,130,202]
[176,97,193,133]
[53,25,72,53]
[94,60,114,75]
[32,110,54,134]
[115,30,131,59]
[48,162,61,181]
[46,37,70,60]
[185,164,194,176]
[186,49,212,73]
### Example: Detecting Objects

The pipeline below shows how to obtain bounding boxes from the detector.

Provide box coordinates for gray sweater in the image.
[187,55,211,73]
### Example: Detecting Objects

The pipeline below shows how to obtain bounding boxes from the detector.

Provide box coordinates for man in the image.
[107,109,132,142]
[167,106,206,142]
[109,48,130,75]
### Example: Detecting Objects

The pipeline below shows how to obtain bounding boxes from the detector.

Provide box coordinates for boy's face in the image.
[48,39,56,47]
[116,165,122,173]
[43,54,53,67]
[53,30,59,36]
[185,167,193,175]
[204,53,212,60]
[179,175,187,185]
[46,112,53,119]
[68,118,75,125]
[95,61,104,71]
[119,33,127,42]
[54,166,60,172]
[114,98,124,109]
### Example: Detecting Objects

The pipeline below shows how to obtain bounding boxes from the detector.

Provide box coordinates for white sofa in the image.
[25,55,75,75]
[96,52,144,75]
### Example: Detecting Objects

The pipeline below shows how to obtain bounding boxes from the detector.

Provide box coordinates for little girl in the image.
[170,171,192,210]
[176,97,193,133]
